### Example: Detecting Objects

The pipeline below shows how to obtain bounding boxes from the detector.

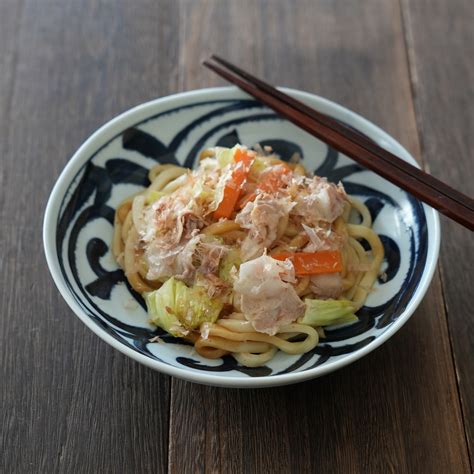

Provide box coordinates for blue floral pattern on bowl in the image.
[44,88,438,387]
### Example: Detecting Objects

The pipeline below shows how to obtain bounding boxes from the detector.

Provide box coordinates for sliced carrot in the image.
[214,149,255,219]
[238,163,292,209]
[272,251,343,275]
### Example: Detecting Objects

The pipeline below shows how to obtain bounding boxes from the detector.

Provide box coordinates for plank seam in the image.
[436,255,473,469]
[167,377,174,474]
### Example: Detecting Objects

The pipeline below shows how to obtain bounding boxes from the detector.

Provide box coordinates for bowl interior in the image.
[44,87,438,387]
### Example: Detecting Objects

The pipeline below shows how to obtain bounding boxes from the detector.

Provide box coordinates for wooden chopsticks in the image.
[203,55,474,231]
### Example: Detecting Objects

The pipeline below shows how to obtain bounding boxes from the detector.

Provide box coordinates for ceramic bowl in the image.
[43,87,440,387]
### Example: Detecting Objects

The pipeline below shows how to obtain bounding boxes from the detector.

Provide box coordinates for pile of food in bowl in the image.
[113,144,383,368]
[43,88,438,387]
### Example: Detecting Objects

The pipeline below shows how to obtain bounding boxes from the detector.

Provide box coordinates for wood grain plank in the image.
[401,0,474,462]
[0,0,23,225]
[0,2,27,472]
[168,1,470,472]
[0,1,179,472]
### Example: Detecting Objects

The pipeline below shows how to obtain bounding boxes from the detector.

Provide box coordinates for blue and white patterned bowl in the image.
[43,87,440,388]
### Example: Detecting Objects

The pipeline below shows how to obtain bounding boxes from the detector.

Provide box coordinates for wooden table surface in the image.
[1,1,472,472]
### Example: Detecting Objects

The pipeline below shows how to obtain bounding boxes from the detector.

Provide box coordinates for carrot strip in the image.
[272,251,342,275]
[214,149,255,219]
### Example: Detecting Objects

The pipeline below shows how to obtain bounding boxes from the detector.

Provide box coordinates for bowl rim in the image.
[43,86,440,388]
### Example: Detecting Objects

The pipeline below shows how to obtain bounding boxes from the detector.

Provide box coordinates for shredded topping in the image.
[236,194,294,261]
[289,175,347,225]
[233,254,305,335]
[302,223,344,252]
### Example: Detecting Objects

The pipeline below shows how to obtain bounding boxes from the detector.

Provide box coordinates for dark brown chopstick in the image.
[211,55,474,213]
[203,57,474,231]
